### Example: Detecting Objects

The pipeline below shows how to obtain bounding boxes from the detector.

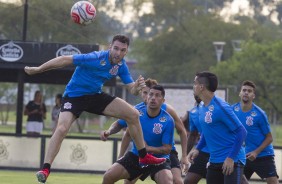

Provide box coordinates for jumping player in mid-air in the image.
[24,34,165,183]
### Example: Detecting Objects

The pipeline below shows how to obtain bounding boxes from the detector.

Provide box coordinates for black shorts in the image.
[61,92,116,118]
[188,151,210,178]
[244,155,279,180]
[206,162,244,184]
[170,150,181,169]
[117,152,171,181]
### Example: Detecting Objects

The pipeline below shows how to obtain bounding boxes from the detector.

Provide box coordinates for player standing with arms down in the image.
[184,95,210,184]
[188,71,247,184]
[24,34,165,183]
[232,80,279,184]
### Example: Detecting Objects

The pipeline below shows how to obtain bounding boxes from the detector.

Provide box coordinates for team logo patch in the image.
[64,102,72,109]
[246,116,253,126]
[191,108,197,113]
[159,116,167,122]
[205,111,212,123]
[100,60,106,66]
[234,106,240,111]
[208,105,214,111]
[0,140,9,161]
[70,143,87,165]
[153,123,163,134]
[109,65,119,75]
[118,61,123,66]
[251,111,257,117]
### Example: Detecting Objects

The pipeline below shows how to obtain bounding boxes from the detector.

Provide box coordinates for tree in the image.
[0,0,124,44]
[128,0,282,83]
[211,41,282,123]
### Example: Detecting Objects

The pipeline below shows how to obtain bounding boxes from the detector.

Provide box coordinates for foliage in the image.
[0,0,124,44]
[211,41,282,123]
[131,3,281,84]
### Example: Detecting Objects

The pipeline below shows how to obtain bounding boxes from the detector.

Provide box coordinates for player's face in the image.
[109,40,128,64]
[147,89,164,109]
[141,86,150,103]
[239,85,255,103]
[193,76,202,97]
[34,92,42,102]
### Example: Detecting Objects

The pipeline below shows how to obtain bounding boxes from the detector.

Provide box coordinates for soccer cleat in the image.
[36,168,50,184]
[139,153,166,167]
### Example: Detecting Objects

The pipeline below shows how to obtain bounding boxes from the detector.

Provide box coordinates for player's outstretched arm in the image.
[100,121,124,141]
[24,55,73,75]
[118,129,131,158]
[166,104,188,161]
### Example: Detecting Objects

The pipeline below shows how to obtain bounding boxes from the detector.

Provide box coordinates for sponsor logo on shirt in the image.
[109,65,119,75]
[138,110,144,116]
[100,60,106,66]
[159,116,167,122]
[208,105,214,111]
[251,111,257,117]
[64,102,72,110]
[153,123,163,134]
[246,116,253,126]
[205,111,212,123]
[234,106,240,111]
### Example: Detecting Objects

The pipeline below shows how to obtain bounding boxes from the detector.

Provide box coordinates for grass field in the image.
[0,170,207,184]
[0,170,266,184]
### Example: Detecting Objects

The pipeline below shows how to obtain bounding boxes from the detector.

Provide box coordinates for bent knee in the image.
[124,108,139,122]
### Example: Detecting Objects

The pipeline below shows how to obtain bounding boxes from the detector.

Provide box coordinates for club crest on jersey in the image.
[208,105,214,111]
[109,65,119,75]
[100,60,106,66]
[251,111,257,117]
[205,111,212,123]
[246,116,253,126]
[159,116,167,122]
[234,106,240,111]
[64,102,72,109]
[153,123,163,134]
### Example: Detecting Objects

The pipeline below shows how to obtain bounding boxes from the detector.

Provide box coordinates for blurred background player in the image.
[188,71,247,184]
[24,90,46,136]
[24,34,165,183]
[51,93,62,134]
[102,85,174,184]
[232,80,279,184]
[184,95,210,184]
[101,78,188,184]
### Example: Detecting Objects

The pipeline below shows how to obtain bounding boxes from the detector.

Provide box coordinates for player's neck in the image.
[202,92,214,106]
[240,101,252,112]
[147,108,161,118]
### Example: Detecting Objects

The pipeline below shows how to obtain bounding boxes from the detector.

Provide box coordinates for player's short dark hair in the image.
[242,80,256,92]
[151,85,165,97]
[112,34,130,46]
[196,71,218,92]
[56,93,62,99]
[145,78,158,88]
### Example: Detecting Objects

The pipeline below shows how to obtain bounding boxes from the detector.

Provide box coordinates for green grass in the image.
[0,170,206,184]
